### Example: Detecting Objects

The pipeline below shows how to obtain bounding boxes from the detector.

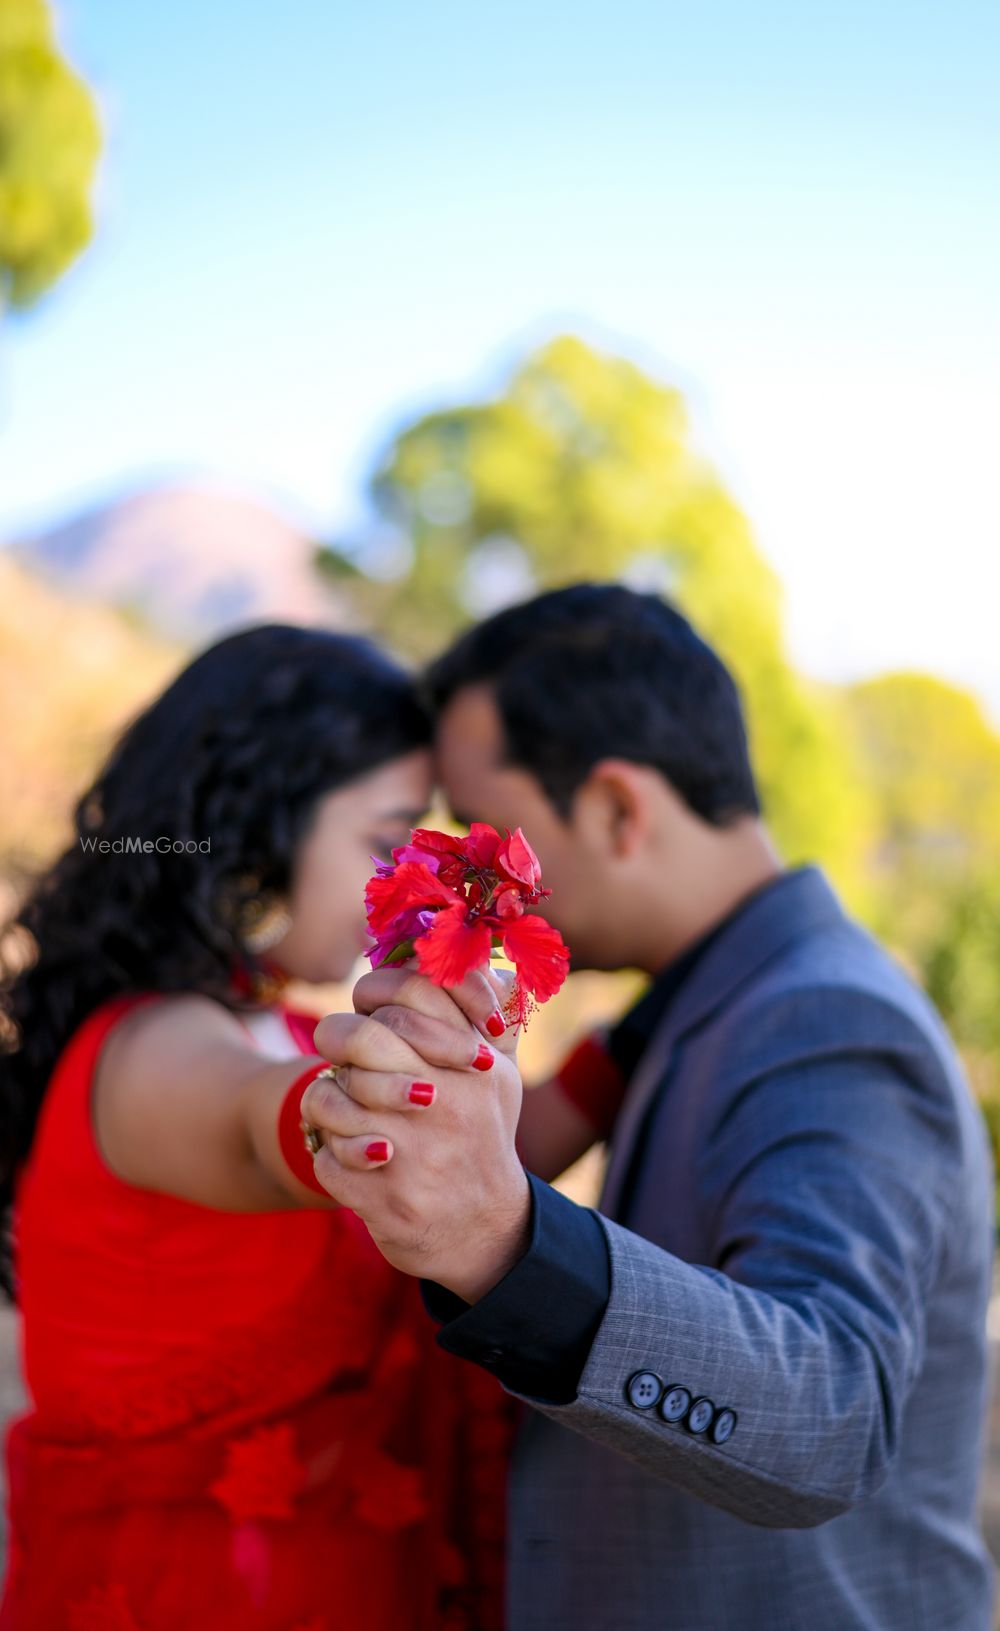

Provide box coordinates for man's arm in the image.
[422,1170,611,1404]
[427,1034,966,1527]
[307,969,975,1529]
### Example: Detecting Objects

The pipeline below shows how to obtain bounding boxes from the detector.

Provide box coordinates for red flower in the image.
[415,905,494,987]
[496,827,545,892]
[407,822,502,887]
[492,883,525,920]
[363,823,569,1011]
[500,913,571,1000]
[463,822,503,870]
[365,860,463,935]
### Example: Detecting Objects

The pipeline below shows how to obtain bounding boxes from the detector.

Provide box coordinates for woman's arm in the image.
[93,993,339,1211]
[516,1030,629,1182]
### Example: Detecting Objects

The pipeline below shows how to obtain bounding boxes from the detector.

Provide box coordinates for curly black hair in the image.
[0,623,431,1296]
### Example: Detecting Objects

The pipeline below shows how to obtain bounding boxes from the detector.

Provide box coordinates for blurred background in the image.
[1,0,999,1569]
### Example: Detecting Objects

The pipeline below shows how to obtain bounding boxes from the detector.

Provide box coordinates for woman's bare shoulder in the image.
[91,991,277,1203]
[98,991,255,1089]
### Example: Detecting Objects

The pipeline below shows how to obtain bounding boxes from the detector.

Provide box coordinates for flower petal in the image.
[462,822,502,870]
[415,906,494,988]
[390,844,443,872]
[365,861,464,935]
[491,883,525,920]
[500,913,570,1001]
[496,827,542,891]
[409,827,468,858]
[367,908,437,967]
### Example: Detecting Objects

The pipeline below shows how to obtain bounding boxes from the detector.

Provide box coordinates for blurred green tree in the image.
[845,673,1000,1094]
[0,0,101,312]
[321,334,872,891]
[321,337,1000,1155]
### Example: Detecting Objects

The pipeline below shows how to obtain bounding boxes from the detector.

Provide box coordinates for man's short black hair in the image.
[424,582,761,825]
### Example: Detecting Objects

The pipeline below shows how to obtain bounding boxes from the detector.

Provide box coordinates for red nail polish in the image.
[473,1044,494,1072]
[365,1140,390,1163]
[408,1081,435,1106]
[486,1010,506,1037]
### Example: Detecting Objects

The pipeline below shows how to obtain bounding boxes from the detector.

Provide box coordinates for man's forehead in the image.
[432,687,513,823]
[434,685,504,764]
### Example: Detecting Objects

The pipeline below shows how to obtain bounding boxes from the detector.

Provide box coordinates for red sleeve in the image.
[551,1030,628,1141]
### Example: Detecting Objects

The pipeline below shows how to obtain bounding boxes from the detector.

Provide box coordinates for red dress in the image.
[0,993,514,1631]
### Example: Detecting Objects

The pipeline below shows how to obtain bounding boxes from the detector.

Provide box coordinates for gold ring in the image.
[300,1063,342,1157]
[301,1118,324,1157]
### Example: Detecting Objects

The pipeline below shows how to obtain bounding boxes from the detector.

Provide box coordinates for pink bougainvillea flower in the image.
[408,822,503,886]
[363,823,569,1017]
[365,860,464,936]
[388,843,444,873]
[491,883,526,921]
[366,907,437,969]
[495,827,547,894]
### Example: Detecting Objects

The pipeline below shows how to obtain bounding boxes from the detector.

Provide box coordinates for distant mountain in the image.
[5,483,349,641]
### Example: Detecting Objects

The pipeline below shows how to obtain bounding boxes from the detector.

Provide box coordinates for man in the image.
[303,584,996,1629]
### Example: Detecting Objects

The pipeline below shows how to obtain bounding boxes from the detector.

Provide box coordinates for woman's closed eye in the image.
[367,832,410,862]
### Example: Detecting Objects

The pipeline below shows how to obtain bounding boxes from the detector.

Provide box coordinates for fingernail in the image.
[408,1081,435,1106]
[486,1010,506,1037]
[472,1044,494,1072]
[365,1140,391,1163]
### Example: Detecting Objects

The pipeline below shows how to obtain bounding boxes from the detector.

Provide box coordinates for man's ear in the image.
[574,759,655,859]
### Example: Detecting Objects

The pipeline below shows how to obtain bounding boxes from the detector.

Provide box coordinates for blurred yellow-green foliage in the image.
[320,336,872,898]
[316,334,1000,1174]
[0,0,101,311]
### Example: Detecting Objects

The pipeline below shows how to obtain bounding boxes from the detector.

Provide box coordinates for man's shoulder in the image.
[673,911,990,1222]
[683,907,966,1122]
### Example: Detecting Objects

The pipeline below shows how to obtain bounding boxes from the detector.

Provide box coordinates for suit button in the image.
[685,1396,715,1434]
[625,1371,663,1410]
[710,1407,737,1444]
[658,1385,692,1423]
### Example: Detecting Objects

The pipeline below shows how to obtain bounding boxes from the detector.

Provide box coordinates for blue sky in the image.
[2,0,998,709]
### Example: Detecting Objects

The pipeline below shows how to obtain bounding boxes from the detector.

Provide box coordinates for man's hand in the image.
[302,964,532,1303]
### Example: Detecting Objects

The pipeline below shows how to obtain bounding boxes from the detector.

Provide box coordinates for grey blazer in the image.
[505,867,996,1630]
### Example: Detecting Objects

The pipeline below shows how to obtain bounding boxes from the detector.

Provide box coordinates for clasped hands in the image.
[301,964,532,1304]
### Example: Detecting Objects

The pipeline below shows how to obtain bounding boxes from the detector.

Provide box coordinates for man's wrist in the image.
[421,1173,612,1404]
[434,1167,533,1304]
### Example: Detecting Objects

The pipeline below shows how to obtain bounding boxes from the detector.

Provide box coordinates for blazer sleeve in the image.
[503,990,983,1529]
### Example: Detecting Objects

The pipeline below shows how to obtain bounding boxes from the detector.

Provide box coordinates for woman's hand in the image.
[304,966,531,1302]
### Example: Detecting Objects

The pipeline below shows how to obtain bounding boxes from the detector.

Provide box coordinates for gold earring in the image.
[240,894,293,955]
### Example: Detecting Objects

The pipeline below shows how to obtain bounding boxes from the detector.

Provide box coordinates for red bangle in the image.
[277,1060,336,1197]
[553,1032,628,1140]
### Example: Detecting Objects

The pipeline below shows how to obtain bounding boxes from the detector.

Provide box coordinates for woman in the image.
[0,624,626,1631]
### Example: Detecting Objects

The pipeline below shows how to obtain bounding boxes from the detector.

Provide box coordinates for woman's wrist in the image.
[275,1060,340,1199]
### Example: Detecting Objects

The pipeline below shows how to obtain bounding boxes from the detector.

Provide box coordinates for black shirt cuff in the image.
[420,1171,611,1405]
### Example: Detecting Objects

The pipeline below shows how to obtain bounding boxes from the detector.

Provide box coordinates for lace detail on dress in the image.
[210,1422,305,1523]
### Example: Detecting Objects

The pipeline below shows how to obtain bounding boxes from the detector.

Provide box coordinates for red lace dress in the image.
[0,993,515,1631]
